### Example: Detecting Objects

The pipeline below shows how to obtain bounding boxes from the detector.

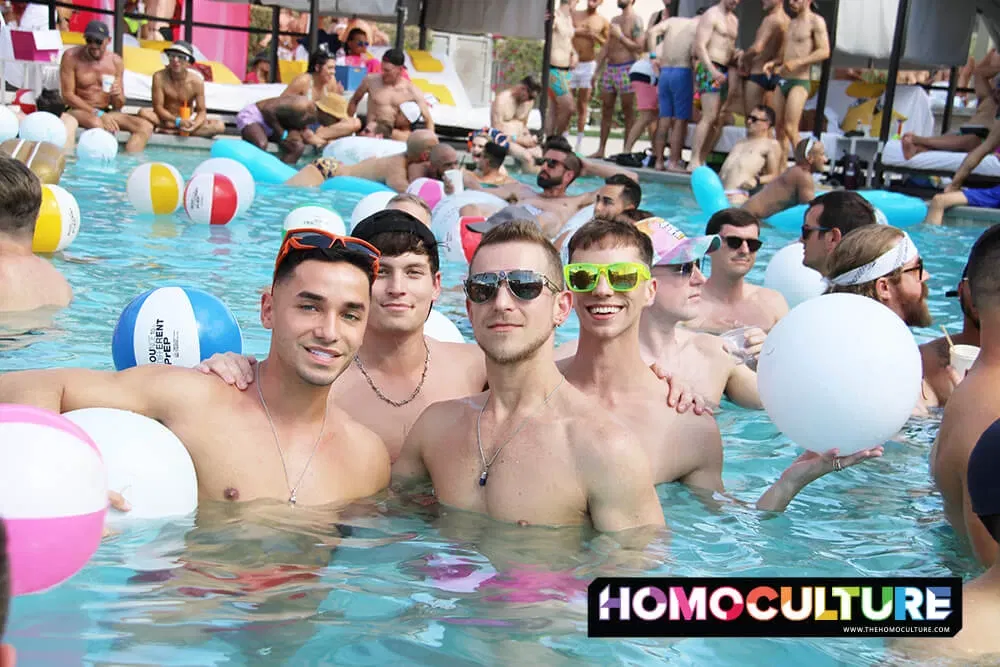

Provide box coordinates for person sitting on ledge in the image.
[137,41,225,138]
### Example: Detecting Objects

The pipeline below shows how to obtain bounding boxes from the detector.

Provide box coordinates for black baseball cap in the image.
[351,209,438,251]
[84,20,110,41]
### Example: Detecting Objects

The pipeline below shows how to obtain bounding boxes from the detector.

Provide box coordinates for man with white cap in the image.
[137,41,225,138]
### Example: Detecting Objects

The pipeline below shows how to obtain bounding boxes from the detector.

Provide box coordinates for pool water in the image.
[2,147,988,665]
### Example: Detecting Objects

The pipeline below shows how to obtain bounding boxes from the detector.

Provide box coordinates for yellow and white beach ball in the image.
[127,162,184,215]
[32,183,80,253]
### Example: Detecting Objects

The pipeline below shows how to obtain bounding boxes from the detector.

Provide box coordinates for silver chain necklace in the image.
[255,361,329,506]
[353,342,430,408]
[475,377,565,487]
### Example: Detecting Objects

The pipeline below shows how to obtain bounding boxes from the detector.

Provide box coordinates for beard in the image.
[903,283,933,328]
[481,324,554,365]
[537,172,562,189]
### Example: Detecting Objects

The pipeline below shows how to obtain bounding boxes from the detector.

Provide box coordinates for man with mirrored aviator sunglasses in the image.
[394,220,665,532]
[686,208,788,334]
[0,228,391,513]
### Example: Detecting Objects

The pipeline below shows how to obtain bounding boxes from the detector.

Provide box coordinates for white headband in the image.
[803,137,817,157]
[828,232,919,286]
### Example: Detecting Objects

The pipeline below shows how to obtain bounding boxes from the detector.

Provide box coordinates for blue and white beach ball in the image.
[111,286,243,370]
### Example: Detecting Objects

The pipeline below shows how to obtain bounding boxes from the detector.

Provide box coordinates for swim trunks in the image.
[570,60,596,89]
[963,184,1000,209]
[695,61,729,100]
[549,66,572,97]
[657,67,693,120]
[236,102,273,136]
[632,81,658,111]
[747,72,780,92]
[599,61,635,95]
[310,156,341,180]
[960,125,990,139]
[778,78,810,98]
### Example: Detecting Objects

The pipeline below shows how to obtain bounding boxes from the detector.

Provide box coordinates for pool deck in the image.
[105,131,1000,228]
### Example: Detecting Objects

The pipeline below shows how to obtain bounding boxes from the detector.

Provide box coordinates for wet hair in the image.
[521,75,541,97]
[966,223,1000,309]
[617,208,655,223]
[542,135,582,180]
[483,141,508,168]
[825,225,906,301]
[471,220,564,289]
[0,520,8,643]
[0,155,42,236]
[382,48,405,67]
[805,190,877,236]
[273,244,377,287]
[568,219,654,267]
[753,104,776,127]
[705,208,761,235]
[35,88,65,115]
[308,49,331,74]
[604,174,642,209]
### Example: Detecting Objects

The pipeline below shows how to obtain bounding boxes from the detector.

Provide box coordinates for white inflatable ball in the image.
[0,106,19,142]
[76,128,118,163]
[350,191,397,231]
[192,157,255,217]
[407,177,446,211]
[763,242,827,308]
[19,111,66,147]
[757,293,922,455]
[283,205,346,235]
[65,408,198,521]
[424,309,465,343]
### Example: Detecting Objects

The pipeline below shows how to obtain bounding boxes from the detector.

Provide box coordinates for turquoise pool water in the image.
[2,146,989,665]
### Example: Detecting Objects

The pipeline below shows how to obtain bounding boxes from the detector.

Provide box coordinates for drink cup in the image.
[950,344,980,377]
[719,326,752,364]
[444,169,464,194]
[101,74,115,93]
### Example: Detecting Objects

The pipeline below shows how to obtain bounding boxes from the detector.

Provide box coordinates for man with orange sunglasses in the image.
[0,228,391,512]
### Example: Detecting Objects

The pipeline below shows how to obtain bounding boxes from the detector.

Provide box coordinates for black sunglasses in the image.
[661,260,701,277]
[85,37,104,45]
[901,257,924,282]
[800,224,831,239]
[748,114,770,124]
[721,236,763,252]
[464,270,560,303]
[534,157,565,169]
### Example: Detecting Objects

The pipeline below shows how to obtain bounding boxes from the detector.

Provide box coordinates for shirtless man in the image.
[563,219,878,501]
[931,224,1000,566]
[285,128,439,190]
[719,104,782,206]
[588,0,644,159]
[236,95,327,165]
[393,220,665,531]
[799,190,877,277]
[468,134,516,187]
[386,193,432,226]
[547,0,578,137]
[687,209,788,333]
[594,173,641,221]
[137,41,225,138]
[348,50,434,141]
[0,157,72,317]
[0,228,390,508]
[688,0,740,171]
[763,0,830,166]
[743,136,826,219]
[738,0,789,117]
[921,266,980,408]
[281,49,359,147]
[490,77,543,171]
[645,15,698,171]
[59,20,153,153]
[571,0,610,152]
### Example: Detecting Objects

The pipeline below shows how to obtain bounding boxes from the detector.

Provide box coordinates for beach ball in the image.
[184,172,238,225]
[65,408,197,521]
[424,309,465,343]
[407,177,446,211]
[762,242,827,308]
[32,184,80,253]
[0,106,19,142]
[757,293,922,455]
[350,191,396,231]
[111,286,243,370]
[192,157,255,216]
[76,128,118,164]
[0,403,107,596]
[19,111,66,148]
[13,89,36,114]
[127,162,183,215]
[283,205,346,235]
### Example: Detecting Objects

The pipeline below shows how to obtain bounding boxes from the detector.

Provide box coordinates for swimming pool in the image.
[2,146,988,665]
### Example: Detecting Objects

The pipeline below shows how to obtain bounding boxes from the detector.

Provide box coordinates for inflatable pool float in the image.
[431,191,508,264]
[0,138,64,184]
[557,204,596,263]
[323,136,406,165]
[690,166,928,230]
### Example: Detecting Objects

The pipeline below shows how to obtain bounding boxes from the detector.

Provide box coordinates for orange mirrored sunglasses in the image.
[274,227,381,277]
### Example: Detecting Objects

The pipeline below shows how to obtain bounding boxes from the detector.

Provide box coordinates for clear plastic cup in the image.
[101,74,115,93]
[443,169,464,194]
[719,326,753,364]
[950,344,980,377]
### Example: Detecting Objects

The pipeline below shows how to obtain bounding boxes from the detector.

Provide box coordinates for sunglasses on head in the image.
[660,260,701,277]
[464,270,561,304]
[721,236,763,252]
[800,224,831,239]
[274,228,381,276]
[564,262,651,293]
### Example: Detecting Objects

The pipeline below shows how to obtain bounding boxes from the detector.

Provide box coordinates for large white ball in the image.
[424,309,465,343]
[350,191,396,231]
[757,293,922,455]
[192,157,256,217]
[65,408,198,521]
[763,242,828,308]
[76,128,119,164]
[0,106,20,141]
[19,111,66,147]
[283,205,346,235]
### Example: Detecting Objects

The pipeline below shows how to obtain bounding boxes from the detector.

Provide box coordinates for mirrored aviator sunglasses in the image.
[564,262,650,293]
[464,270,559,303]
[274,228,381,275]
[663,260,701,277]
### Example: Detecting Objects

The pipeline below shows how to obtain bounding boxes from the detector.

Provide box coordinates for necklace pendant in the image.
[288,491,297,506]
[479,470,488,487]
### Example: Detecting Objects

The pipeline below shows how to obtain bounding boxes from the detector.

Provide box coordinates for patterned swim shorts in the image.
[599,61,635,95]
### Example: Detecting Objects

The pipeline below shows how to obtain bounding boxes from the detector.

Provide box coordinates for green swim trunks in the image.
[549,67,572,97]
[695,61,729,101]
[779,78,811,98]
